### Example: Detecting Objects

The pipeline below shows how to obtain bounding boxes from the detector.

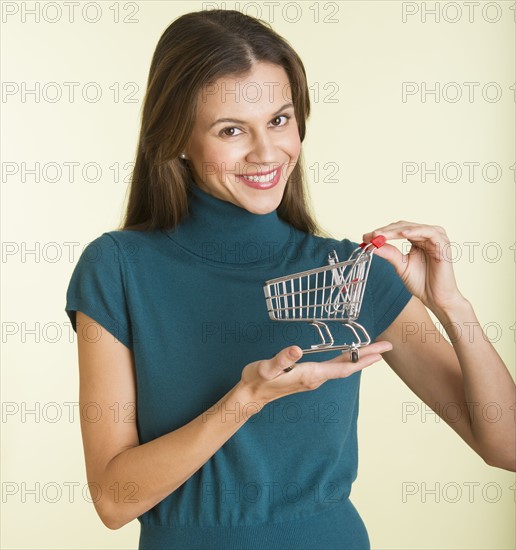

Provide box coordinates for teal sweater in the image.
[65,181,412,549]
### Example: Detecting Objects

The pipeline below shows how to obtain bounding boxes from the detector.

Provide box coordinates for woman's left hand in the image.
[362,220,466,315]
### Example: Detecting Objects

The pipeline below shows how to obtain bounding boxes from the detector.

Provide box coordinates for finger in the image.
[362,220,417,242]
[325,341,393,364]
[266,346,303,377]
[363,222,447,245]
[400,227,450,261]
[322,351,387,380]
[366,242,407,276]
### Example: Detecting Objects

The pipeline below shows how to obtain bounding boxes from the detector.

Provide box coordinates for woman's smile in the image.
[235,163,285,190]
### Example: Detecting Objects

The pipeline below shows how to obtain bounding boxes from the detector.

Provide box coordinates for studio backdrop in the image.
[2,1,514,549]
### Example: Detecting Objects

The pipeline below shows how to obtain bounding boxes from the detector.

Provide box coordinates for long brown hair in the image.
[120,9,327,237]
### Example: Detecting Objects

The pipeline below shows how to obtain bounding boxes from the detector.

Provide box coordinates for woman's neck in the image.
[165,178,294,266]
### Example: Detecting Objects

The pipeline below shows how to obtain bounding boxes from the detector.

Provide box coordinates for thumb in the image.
[274,345,303,374]
[372,243,406,277]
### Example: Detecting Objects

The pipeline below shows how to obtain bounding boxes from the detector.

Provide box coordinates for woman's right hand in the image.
[238,341,393,410]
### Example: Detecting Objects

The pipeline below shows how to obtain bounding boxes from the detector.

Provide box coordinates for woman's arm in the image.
[76,311,256,530]
[363,221,516,472]
[76,311,392,530]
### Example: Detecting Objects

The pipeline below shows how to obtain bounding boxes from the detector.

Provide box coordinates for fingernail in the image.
[289,348,300,360]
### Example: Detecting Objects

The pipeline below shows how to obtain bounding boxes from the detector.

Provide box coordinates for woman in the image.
[65,9,515,550]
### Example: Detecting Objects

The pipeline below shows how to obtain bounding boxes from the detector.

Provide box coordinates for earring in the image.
[180,153,186,159]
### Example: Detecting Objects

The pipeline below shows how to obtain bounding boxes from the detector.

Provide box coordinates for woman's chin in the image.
[240,199,280,215]
[232,182,286,215]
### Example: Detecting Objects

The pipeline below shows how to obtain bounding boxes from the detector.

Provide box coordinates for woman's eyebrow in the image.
[208,102,294,129]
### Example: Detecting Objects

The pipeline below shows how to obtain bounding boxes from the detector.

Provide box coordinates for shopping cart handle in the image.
[359,235,386,249]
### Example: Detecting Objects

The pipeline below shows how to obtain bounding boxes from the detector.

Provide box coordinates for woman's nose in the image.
[245,131,277,165]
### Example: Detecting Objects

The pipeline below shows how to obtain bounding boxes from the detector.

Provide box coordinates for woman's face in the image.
[184,61,302,215]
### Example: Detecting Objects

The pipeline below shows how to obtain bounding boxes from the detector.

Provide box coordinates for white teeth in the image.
[241,169,277,183]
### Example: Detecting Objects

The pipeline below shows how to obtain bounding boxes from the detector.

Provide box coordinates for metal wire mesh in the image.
[264,253,370,322]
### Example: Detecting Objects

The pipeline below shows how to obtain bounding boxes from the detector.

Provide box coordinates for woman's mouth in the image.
[236,163,284,190]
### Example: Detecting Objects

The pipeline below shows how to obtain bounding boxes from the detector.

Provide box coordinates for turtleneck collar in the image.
[165,178,294,267]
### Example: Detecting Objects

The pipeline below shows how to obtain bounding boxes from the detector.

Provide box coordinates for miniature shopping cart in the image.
[263,235,386,362]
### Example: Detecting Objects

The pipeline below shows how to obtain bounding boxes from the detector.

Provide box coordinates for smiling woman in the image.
[63,7,515,550]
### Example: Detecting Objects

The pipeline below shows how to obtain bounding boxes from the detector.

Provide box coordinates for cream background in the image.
[2,1,514,549]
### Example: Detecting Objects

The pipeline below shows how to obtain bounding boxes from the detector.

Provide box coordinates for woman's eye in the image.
[218,114,291,137]
[271,114,290,126]
[220,127,242,137]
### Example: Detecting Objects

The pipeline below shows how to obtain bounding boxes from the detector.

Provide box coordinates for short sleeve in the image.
[65,233,133,349]
[365,248,412,338]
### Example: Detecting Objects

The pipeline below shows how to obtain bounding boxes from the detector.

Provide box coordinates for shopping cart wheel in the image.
[350,348,359,363]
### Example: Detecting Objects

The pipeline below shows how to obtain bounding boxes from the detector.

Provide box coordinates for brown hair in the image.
[120,9,327,237]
